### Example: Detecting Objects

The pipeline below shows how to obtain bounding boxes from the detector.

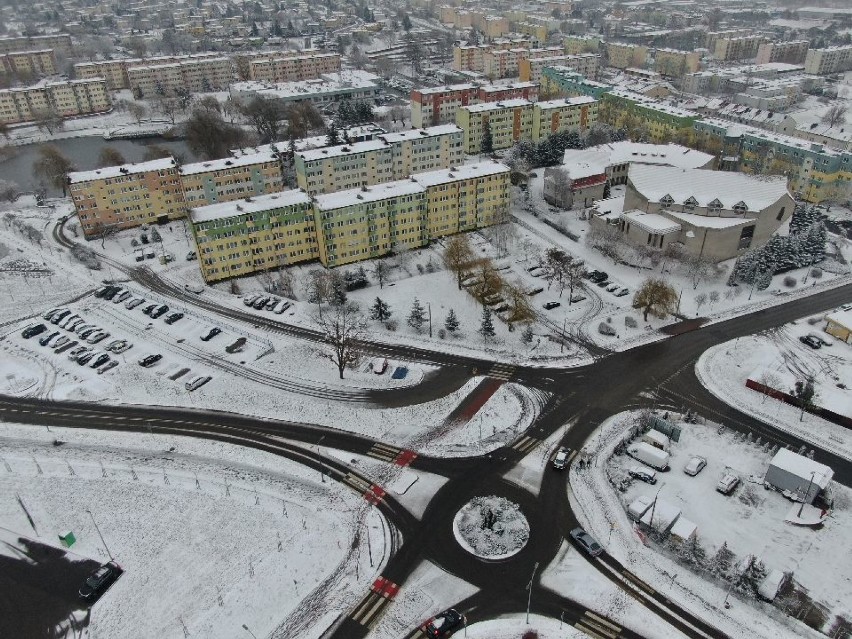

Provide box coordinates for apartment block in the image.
[247,53,341,83]
[457,99,534,153]
[601,89,699,143]
[411,84,479,128]
[804,45,852,75]
[483,48,528,80]
[180,150,285,209]
[605,43,648,70]
[0,34,72,56]
[0,49,56,78]
[519,53,599,83]
[191,190,317,282]
[478,82,539,104]
[75,59,135,90]
[0,78,111,125]
[532,96,597,140]
[714,35,767,61]
[564,35,602,55]
[452,39,531,73]
[295,124,464,195]
[69,158,186,238]
[231,71,380,109]
[653,48,700,78]
[128,56,233,97]
[755,41,810,65]
[704,30,752,53]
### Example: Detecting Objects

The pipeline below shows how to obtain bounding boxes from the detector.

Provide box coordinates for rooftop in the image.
[463,98,531,113]
[190,190,313,223]
[622,210,682,234]
[770,448,833,488]
[564,142,714,170]
[69,157,177,184]
[411,160,509,187]
[314,180,425,210]
[181,150,279,176]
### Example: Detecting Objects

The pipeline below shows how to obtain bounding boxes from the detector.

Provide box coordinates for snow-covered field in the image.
[570,411,846,639]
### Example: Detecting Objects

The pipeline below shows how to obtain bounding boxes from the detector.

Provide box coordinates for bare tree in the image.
[303,269,332,318]
[486,204,515,258]
[33,108,64,135]
[586,224,624,262]
[471,259,503,302]
[686,254,714,290]
[33,146,74,196]
[98,147,127,168]
[443,234,476,289]
[541,248,585,300]
[372,260,390,289]
[821,103,848,128]
[128,102,148,124]
[315,302,365,379]
[504,281,535,323]
[155,96,183,125]
[757,371,781,403]
[632,278,678,321]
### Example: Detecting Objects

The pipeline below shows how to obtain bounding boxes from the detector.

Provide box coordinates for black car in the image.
[93,286,110,298]
[138,354,163,367]
[164,312,184,325]
[149,305,169,319]
[799,335,822,349]
[543,301,561,310]
[39,331,60,346]
[79,561,122,601]
[102,286,120,301]
[225,337,247,354]
[50,309,72,324]
[22,324,48,339]
[90,353,110,368]
[142,304,157,316]
[420,608,465,638]
[201,327,222,342]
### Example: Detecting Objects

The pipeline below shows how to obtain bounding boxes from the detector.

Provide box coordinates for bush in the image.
[625,315,638,329]
[598,322,616,336]
[385,319,398,331]
[810,267,822,279]
[416,263,424,274]
[783,275,797,288]
[438,328,446,339]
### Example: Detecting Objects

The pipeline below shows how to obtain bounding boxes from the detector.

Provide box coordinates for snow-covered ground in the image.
[696,318,852,461]
[570,411,846,639]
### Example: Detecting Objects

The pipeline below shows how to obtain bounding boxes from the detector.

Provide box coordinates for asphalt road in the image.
[8,221,848,638]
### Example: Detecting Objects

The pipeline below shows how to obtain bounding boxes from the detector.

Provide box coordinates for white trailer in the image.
[627,442,670,471]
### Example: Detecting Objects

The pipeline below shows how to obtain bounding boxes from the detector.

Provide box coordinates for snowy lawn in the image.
[0,424,385,639]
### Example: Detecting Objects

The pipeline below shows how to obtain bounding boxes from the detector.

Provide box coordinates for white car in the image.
[185,375,212,391]
[683,456,707,477]
[716,474,740,495]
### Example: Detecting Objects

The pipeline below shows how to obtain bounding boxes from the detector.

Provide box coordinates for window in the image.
[776,206,785,221]
[738,225,755,250]
[660,195,673,209]
[733,201,747,215]
[683,197,697,212]
[708,199,722,215]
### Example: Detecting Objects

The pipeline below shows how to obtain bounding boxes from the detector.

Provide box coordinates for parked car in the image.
[420,608,465,638]
[186,251,197,261]
[138,354,163,367]
[552,446,570,470]
[200,327,222,342]
[243,294,260,306]
[52,336,70,350]
[716,473,740,495]
[142,304,157,316]
[606,283,620,293]
[372,357,389,374]
[684,456,707,477]
[87,331,110,344]
[628,466,657,484]
[79,327,99,340]
[22,324,48,339]
[98,360,119,375]
[59,314,81,329]
[112,290,131,304]
[164,312,184,325]
[39,331,60,346]
[89,353,110,368]
[93,286,110,298]
[184,284,204,294]
[273,300,291,314]
[102,287,120,301]
[264,297,280,311]
[76,351,98,366]
[569,527,603,557]
[225,337,247,354]
[50,310,71,324]
[43,307,65,320]
[125,297,145,310]
[55,339,78,354]
[543,301,561,310]
[799,335,822,349]
[79,562,122,601]
[596,279,610,288]
[149,305,169,319]
[570,293,586,303]
[526,286,544,296]
[185,375,212,391]
[615,288,629,297]
[75,324,96,335]
[252,296,270,310]
[106,340,127,352]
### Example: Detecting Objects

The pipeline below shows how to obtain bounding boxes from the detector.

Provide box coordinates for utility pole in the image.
[798,471,816,518]
[427,302,432,338]
[526,561,539,624]
[86,509,113,560]
[561,317,567,353]
[317,436,326,483]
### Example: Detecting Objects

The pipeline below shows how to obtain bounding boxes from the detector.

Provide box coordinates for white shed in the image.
[765,449,834,504]
[669,516,698,542]
[639,498,681,534]
[641,430,670,451]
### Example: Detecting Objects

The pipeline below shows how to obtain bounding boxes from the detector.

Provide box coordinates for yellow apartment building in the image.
[532,96,597,139]
[295,124,464,195]
[519,53,599,82]
[191,190,317,282]
[804,45,852,75]
[564,35,602,55]
[69,158,186,237]
[128,56,233,97]
[483,48,528,80]
[74,59,134,90]
[180,150,285,209]
[0,34,72,56]
[653,48,700,78]
[714,35,766,61]
[453,39,531,72]
[0,78,111,125]
[0,49,56,78]
[247,53,341,83]
[605,43,648,69]
[457,98,534,153]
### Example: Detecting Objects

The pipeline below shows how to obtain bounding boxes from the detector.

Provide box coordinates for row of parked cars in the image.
[97,285,185,324]
[584,270,629,298]
[243,293,293,315]
[628,447,740,496]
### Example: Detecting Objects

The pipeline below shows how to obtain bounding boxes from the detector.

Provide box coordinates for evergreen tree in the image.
[734,556,767,598]
[521,324,534,344]
[408,297,426,331]
[150,227,162,242]
[479,307,496,342]
[444,308,460,334]
[709,542,736,581]
[326,122,340,146]
[402,14,412,31]
[329,271,347,305]
[481,120,493,155]
[370,297,392,322]
[676,535,707,569]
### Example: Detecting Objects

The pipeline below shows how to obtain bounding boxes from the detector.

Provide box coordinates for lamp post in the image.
[526,561,540,624]
[561,318,567,353]
[428,302,432,338]
[317,436,326,483]
[86,509,113,560]
[797,471,817,518]
[241,624,258,639]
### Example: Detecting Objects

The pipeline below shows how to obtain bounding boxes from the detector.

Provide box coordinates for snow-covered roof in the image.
[565,142,714,171]
[297,139,389,162]
[478,81,538,94]
[69,157,177,184]
[664,210,753,229]
[627,165,790,211]
[593,195,625,218]
[412,161,509,187]
[181,150,279,176]
[564,159,607,180]
[669,517,697,540]
[232,70,379,100]
[825,308,852,329]
[379,124,462,144]
[313,180,425,211]
[190,190,313,223]
[627,495,653,520]
[622,210,682,234]
[415,83,477,95]
[639,498,681,532]
[463,98,531,113]
[769,449,833,488]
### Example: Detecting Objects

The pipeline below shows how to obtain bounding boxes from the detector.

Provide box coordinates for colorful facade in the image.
[180,151,285,209]
[519,53,598,83]
[0,78,111,125]
[532,97,597,139]
[605,43,648,70]
[247,53,341,83]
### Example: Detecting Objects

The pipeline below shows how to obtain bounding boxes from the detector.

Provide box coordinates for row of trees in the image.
[503,124,628,172]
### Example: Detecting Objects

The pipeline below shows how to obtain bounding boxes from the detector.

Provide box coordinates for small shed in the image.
[764,449,834,505]
[669,517,697,542]
[627,495,653,522]
[649,414,681,442]
[824,308,852,344]
[58,531,76,548]
[639,498,681,534]
[641,430,670,451]
[758,570,788,602]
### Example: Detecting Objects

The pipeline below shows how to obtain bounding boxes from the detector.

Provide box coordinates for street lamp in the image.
[241,624,258,639]
[526,561,539,624]
[86,509,113,560]
[317,436,326,483]
[427,302,432,338]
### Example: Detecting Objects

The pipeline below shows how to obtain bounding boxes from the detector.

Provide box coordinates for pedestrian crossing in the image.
[342,472,387,505]
[511,435,541,454]
[350,576,400,627]
[575,611,622,639]
[366,442,418,467]
[486,363,515,381]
